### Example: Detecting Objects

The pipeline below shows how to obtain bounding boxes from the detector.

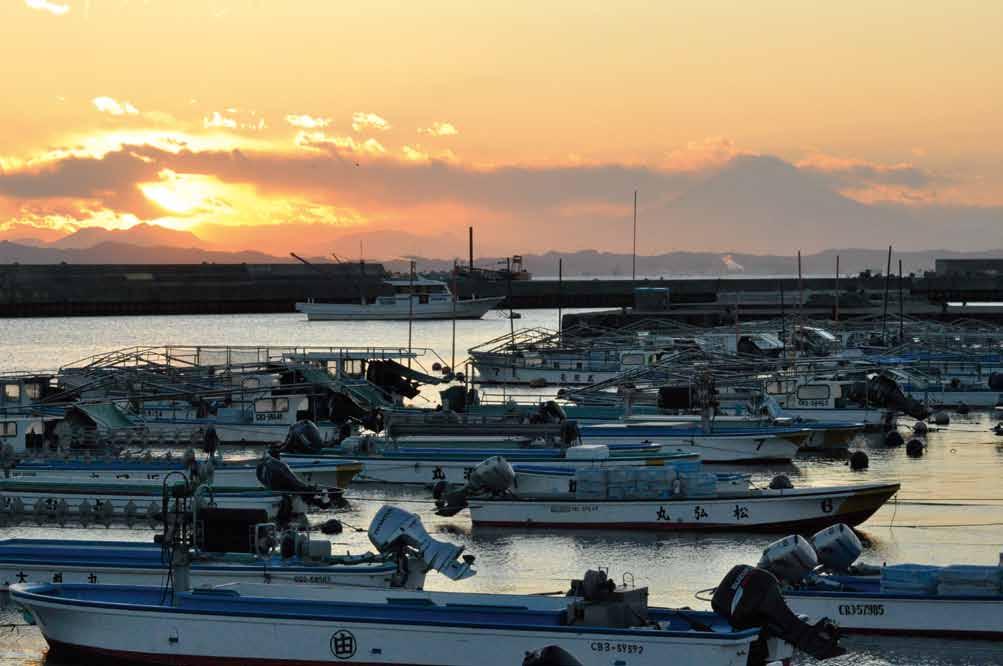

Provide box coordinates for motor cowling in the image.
[434,456,514,517]
[811,523,862,573]
[368,505,475,581]
[712,565,845,660]
[282,420,325,454]
[256,454,330,509]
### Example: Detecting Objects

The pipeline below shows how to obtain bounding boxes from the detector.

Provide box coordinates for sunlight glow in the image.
[140,170,218,216]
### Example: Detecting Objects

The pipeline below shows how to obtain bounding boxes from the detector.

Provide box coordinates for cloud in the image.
[663,137,743,172]
[295,132,386,156]
[203,110,266,131]
[285,114,331,129]
[93,97,139,116]
[25,0,69,16]
[203,111,238,129]
[796,153,934,189]
[351,112,391,132]
[402,145,428,162]
[418,121,459,137]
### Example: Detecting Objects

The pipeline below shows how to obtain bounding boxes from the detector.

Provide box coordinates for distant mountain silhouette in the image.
[650,155,1002,253]
[0,241,280,264]
[49,223,206,250]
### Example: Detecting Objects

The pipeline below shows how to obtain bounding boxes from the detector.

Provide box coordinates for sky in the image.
[0,0,1001,257]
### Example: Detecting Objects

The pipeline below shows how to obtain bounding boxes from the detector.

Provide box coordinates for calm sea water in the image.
[2,310,1003,665]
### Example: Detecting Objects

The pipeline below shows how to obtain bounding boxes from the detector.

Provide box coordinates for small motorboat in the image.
[762,523,1003,639]
[0,506,474,598]
[12,526,847,665]
[435,457,899,532]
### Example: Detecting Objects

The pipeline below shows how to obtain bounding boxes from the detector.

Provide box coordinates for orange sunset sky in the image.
[1,1,1001,258]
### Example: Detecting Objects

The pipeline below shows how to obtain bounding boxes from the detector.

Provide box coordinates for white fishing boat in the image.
[296,277,503,321]
[757,523,1003,639]
[0,507,474,596]
[11,548,850,666]
[435,458,899,532]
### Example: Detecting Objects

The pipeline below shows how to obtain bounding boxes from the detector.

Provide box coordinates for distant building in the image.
[934,258,1003,276]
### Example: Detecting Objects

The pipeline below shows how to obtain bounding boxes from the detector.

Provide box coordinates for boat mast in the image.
[882,245,892,343]
[631,190,638,282]
[408,260,415,368]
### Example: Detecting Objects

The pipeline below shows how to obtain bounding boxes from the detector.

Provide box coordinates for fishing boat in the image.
[579,422,807,463]
[435,457,899,532]
[757,523,1003,639]
[11,557,848,665]
[0,507,474,597]
[296,277,503,321]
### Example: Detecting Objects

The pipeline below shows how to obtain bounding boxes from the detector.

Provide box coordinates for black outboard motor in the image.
[256,452,336,510]
[523,646,583,666]
[361,409,386,434]
[712,565,845,661]
[848,374,929,421]
[280,420,325,454]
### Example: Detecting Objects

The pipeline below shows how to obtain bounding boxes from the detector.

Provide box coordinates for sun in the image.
[139,170,218,215]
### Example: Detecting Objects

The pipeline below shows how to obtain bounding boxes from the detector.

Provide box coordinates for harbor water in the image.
[3,310,1003,666]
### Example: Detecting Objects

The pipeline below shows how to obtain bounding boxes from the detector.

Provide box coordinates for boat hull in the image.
[14,585,766,666]
[466,483,899,531]
[785,590,1003,639]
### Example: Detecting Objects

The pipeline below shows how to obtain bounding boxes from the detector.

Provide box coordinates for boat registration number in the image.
[590,641,644,654]
[838,603,885,616]
[550,504,599,513]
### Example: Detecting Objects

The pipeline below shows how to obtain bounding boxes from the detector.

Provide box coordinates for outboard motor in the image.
[368,505,476,582]
[361,409,386,434]
[522,646,583,666]
[712,565,845,660]
[256,452,335,509]
[811,524,863,574]
[281,420,325,454]
[434,456,515,517]
[849,374,929,421]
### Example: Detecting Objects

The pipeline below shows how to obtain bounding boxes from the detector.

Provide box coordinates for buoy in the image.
[913,421,928,435]
[885,431,904,447]
[932,411,950,426]
[906,439,924,457]
[768,474,794,489]
[319,518,343,535]
[849,450,869,470]
[957,402,970,415]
